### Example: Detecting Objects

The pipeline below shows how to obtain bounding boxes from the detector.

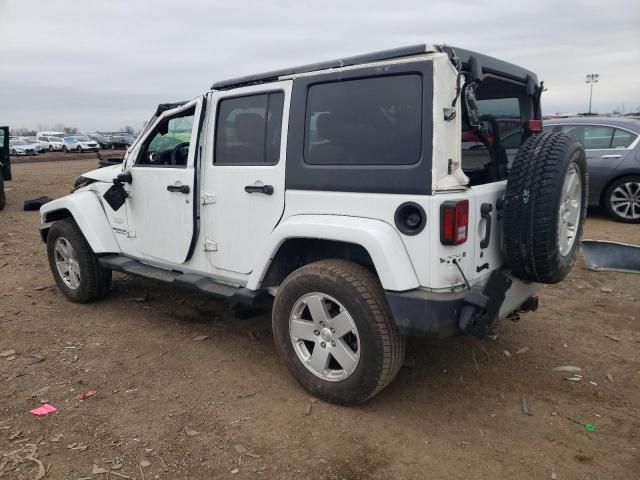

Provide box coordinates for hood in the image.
[82,163,122,183]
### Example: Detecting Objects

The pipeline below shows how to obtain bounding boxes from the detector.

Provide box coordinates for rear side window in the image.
[304,75,422,165]
[611,128,637,148]
[215,92,284,165]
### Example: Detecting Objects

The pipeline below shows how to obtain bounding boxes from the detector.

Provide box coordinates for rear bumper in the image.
[385,271,542,338]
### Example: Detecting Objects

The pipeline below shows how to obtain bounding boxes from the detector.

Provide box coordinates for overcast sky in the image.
[1,0,639,131]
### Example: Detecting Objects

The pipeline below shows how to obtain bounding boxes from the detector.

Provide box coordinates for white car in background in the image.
[9,138,37,156]
[37,135,64,152]
[22,137,45,154]
[62,135,100,153]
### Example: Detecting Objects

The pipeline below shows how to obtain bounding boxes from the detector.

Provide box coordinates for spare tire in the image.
[502,132,587,284]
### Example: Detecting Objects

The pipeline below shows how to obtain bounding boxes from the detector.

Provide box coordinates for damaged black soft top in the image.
[211,44,539,91]
[153,101,188,117]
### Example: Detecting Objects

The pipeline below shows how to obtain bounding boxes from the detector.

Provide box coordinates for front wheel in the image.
[272,259,405,405]
[49,145,53,152]
[62,146,67,152]
[604,176,640,223]
[77,146,82,153]
[46,218,112,303]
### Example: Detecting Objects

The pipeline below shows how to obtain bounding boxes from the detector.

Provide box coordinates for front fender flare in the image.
[248,215,420,291]
[40,191,120,253]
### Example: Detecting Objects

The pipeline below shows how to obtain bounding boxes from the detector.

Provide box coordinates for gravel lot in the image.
[1,157,639,479]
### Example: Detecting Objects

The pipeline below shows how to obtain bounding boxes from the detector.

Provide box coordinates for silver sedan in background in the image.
[544,117,640,223]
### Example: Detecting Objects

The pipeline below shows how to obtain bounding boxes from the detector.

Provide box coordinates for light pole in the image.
[585,73,599,114]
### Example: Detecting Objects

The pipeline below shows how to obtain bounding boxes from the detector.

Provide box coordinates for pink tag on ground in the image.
[30,404,57,416]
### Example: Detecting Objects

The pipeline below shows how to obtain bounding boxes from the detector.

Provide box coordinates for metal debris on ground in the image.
[605,334,621,342]
[552,366,581,372]
[515,346,530,354]
[75,390,97,401]
[521,397,532,416]
[184,428,199,436]
[0,349,16,357]
[503,350,512,358]
[192,335,209,341]
[305,403,313,416]
[606,374,614,383]
[565,375,583,382]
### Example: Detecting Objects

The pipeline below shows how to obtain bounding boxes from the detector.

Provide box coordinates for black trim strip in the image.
[185,97,207,261]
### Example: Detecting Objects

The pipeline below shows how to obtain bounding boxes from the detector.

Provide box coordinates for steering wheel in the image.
[170,142,190,166]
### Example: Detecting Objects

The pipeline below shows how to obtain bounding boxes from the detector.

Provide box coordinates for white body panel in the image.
[247,214,420,291]
[41,191,120,253]
[120,97,204,265]
[201,82,292,275]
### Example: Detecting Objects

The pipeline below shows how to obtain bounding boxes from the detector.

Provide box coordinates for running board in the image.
[98,255,269,306]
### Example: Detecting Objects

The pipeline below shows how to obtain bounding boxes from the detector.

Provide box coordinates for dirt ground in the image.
[1,158,639,480]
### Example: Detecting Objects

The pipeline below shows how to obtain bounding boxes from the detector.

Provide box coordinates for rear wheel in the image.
[272,259,405,405]
[76,146,82,153]
[46,218,111,303]
[49,145,53,152]
[604,176,640,223]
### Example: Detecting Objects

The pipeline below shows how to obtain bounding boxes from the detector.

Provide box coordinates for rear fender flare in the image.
[248,215,420,291]
[40,191,120,253]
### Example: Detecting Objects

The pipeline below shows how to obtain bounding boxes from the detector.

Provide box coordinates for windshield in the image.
[51,137,62,143]
[12,139,27,145]
[75,136,91,142]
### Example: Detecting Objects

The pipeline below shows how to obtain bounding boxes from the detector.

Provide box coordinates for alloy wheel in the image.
[289,292,360,382]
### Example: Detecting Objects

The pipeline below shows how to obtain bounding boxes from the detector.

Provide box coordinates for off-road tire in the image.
[47,218,112,303]
[603,175,640,224]
[502,132,587,284]
[0,174,5,210]
[272,259,405,405]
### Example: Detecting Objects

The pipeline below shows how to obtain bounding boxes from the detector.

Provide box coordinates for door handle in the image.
[601,154,622,159]
[167,184,190,194]
[480,203,493,249]
[244,184,274,195]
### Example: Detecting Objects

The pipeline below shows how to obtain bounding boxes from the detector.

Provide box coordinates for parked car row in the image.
[8,132,136,156]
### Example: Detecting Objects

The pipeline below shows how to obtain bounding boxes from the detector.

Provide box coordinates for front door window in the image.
[137,108,195,167]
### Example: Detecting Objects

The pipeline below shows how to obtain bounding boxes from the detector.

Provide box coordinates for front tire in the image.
[272,260,405,405]
[62,146,67,153]
[77,146,82,153]
[604,176,640,223]
[46,218,112,303]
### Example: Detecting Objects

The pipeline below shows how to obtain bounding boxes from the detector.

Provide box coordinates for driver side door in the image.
[123,97,204,265]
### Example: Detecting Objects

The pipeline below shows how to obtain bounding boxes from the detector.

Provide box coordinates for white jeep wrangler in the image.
[40,44,587,405]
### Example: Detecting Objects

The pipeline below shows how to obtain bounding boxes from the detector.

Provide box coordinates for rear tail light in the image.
[440,200,469,245]
[527,119,543,132]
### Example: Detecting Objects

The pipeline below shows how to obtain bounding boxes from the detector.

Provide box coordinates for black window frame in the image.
[286,60,434,195]
[213,90,285,167]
